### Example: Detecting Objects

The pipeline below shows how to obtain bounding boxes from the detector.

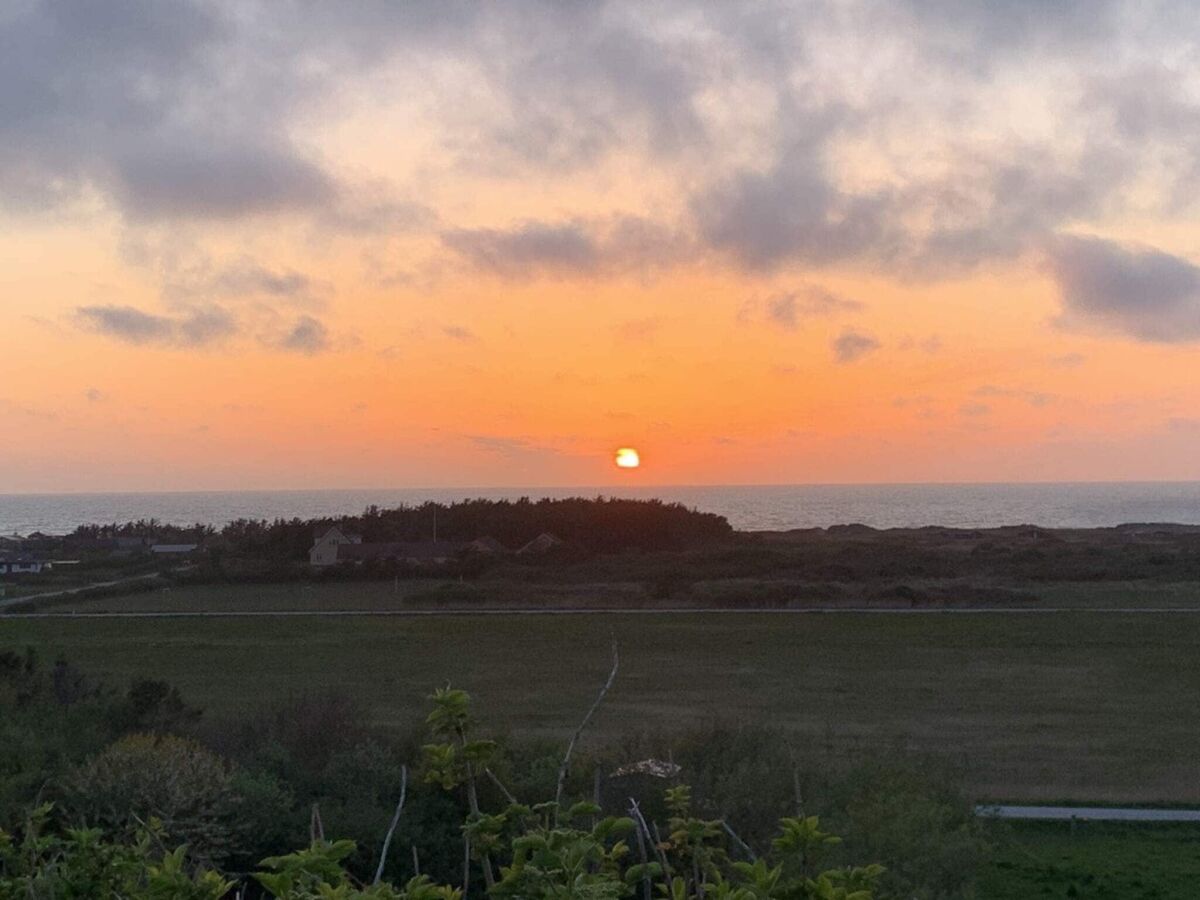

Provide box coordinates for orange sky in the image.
[2,2,1200,491]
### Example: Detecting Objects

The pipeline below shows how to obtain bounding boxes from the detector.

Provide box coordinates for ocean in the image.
[4,482,1200,535]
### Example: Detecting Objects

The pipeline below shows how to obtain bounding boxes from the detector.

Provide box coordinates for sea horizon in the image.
[6,480,1200,536]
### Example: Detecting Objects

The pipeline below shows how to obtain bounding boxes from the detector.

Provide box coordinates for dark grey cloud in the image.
[692,145,898,273]
[443,215,687,279]
[831,329,881,363]
[1048,235,1200,342]
[0,1,331,219]
[276,316,331,355]
[0,0,461,222]
[7,0,1200,314]
[77,304,236,347]
[445,222,599,277]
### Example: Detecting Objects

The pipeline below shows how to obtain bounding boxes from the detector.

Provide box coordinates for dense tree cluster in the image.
[68,498,733,562]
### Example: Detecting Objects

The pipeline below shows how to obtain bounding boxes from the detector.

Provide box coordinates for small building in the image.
[309,526,363,566]
[516,533,565,556]
[0,557,52,575]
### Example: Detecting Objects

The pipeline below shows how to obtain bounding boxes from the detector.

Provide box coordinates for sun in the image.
[614,447,640,469]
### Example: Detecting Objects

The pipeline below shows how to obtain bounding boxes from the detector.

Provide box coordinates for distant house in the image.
[516,533,565,556]
[0,557,52,575]
[151,543,200,556]
[308,526,470,567]
[309,526,363,566]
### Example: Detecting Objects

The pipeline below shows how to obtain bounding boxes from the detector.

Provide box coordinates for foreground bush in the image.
[60,733,238,866]
[0,688,887,898]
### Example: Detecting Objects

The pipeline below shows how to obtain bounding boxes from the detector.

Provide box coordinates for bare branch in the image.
[556,639,619,811]
[786,741,804,817]
[630,797,670,878]
[721,820,756,861]
[462,833,471,896]
[628,800,653,900]
[310,803,324,844]
[484,766,519,805]
[374,764,408,885]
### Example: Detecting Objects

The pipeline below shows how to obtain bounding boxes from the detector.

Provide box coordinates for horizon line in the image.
[6,478,1200,499]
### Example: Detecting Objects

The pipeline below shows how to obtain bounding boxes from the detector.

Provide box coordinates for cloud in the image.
[1048,235,1200,342]
[692,146,897,273]
[442,325,477,342]
[0,1,343,221]
[756,285,863,330]
[84,388,107,403]
[77,304,235,348]
[959,402,992,417]
[276,316,331,355]
[443,215,687,279]
[832,329,881,363]
[159,257,327,311]
[7,0,1200,312]
[972,385,1055,407]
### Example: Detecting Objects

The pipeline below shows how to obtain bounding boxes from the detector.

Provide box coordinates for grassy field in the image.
[5,609,1200,802]
[22,576,1200,614]
[980,822,1200,898]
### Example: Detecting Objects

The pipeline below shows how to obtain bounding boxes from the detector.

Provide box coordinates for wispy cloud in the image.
[831,329,881,364]
[274,316,331,355]
[77,304,236,348]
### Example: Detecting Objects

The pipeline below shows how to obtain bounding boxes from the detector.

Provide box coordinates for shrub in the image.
[59,734,238,865]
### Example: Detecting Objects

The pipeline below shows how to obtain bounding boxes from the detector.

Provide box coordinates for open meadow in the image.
[6,605,1200,803]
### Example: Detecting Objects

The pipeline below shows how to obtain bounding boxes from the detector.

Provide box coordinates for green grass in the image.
[29,574,1200,615]
[5,610,1200,801]
[980,822,1200,898]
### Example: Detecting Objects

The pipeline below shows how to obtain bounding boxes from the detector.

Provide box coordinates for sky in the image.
[3,0,1200,491]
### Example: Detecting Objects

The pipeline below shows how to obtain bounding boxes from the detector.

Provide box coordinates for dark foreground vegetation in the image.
[0,647,997,898]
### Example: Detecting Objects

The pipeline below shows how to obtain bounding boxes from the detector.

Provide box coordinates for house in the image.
[0,557,52,575]
[309,525,362,566]
[516,532,565,556]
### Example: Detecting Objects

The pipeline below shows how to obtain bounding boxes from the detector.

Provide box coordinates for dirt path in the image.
[0,572,161,611]
[978,804,1200,821]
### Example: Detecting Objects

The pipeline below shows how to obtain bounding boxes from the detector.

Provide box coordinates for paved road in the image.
[0,572,163,612]
[8,605,1200,619]
[977,804,1200,822]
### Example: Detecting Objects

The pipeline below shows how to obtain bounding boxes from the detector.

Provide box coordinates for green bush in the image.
[59,734,239,865]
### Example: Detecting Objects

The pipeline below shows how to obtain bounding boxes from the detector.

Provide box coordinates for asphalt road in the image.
[8,605,1200,618]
